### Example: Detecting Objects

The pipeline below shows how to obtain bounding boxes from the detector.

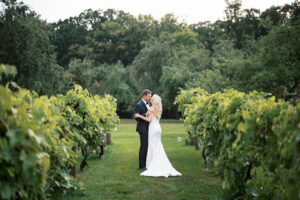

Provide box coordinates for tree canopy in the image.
[0,0,299,117]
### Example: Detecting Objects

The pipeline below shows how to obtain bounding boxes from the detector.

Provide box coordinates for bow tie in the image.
[146,102,149,105]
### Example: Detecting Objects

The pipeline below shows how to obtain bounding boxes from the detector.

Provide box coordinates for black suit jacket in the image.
[135,100,149,132]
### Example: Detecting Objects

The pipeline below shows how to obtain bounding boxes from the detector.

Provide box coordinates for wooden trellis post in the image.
[279,85,300,103]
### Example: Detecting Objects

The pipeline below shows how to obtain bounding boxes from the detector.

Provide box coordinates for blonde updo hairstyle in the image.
[151,94,162,120]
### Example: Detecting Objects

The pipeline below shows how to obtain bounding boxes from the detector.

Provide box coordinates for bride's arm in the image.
[135,113,152,122]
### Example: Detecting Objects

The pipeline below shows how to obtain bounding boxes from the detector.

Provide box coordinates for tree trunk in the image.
[80,145,89,172]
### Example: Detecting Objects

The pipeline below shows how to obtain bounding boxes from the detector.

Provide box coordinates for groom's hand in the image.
[146,110,151,117]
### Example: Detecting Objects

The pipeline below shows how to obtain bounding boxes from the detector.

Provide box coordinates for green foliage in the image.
[185,69,231,94]
[68,9,158,66]
[0,0,62,95]
[0,64,17,81]
[130,34,173,94]
[51,85,120,150]
[205,39,259,93]
[250,20,300,94]
[51,15,89,67]
[1,76,119,199]
[67,59,95,89]
[129,29,212,112]
[14,88,84,197]
[2,0,299,118]
[190,21,218,55]
[0,84,83,199]
[174,88,209,114]
[0,85,49,199]
[97,62,135,112]
[159,30,211,110]
[176,88,300,199]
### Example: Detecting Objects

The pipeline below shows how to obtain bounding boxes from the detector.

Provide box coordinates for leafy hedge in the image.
[0,65,119,199]
[50,85,119,171]
[176,88,300,199]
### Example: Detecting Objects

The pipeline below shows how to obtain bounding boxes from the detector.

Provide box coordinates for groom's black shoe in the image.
[139,167,147,170]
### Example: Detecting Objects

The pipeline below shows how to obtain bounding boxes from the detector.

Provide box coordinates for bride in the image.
[135,94,182,177]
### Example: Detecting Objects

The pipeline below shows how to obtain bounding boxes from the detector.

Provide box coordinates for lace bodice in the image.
[149,111,160,124]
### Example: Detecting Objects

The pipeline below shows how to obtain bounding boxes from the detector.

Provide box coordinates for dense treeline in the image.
[0,65,119,199]
[175,88,300,199]
[0,0,299,117]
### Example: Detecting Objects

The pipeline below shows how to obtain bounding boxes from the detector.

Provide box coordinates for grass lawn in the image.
[65,119,222,200]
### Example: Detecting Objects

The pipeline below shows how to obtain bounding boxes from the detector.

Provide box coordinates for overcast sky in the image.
[20,0,296,24]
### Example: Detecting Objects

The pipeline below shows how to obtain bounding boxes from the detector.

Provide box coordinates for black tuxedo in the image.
[135,100,149,169]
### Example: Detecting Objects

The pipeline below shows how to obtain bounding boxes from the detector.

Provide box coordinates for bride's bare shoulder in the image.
[149,107,154,112]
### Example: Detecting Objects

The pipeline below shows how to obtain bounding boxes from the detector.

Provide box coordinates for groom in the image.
[135,89,151,170]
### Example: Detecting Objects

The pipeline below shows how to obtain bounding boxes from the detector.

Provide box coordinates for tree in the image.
[51,17,89,67]
[251,17,300,94]
[130,33,174,94]
[99,61,135,112]
[190,21,219,55]
[76,10,159,66]
[0,0,62,95]
[67,59,95,89]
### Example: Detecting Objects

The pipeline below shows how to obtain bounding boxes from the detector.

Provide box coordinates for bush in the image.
[0,66,119,199]
[176,88,300,199]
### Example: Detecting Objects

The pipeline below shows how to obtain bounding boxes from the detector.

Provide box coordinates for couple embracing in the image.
[134,89,182,177]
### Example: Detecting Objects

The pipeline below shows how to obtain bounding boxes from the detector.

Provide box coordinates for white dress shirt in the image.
[142,99,150,110]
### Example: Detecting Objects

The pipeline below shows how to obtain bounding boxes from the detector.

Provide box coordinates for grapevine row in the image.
[0,65,119,199]
[175,88,299,199]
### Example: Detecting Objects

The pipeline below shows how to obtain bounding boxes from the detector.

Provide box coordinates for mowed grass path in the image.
[66,119,222,200]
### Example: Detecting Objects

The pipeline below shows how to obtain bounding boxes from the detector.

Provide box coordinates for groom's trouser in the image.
[138,125,148,169]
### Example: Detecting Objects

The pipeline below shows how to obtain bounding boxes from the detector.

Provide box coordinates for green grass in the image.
[66,119,222,200]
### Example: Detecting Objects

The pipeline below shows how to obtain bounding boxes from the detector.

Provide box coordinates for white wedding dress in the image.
[140,115,182,177]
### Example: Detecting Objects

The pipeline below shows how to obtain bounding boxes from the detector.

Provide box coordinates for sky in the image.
[19,0,296,24]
